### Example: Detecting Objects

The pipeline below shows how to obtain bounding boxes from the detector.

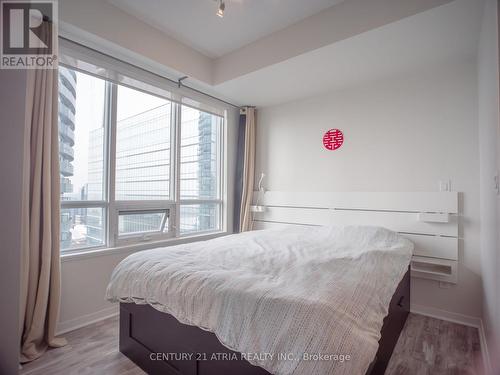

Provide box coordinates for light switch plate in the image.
[439,281,452,289]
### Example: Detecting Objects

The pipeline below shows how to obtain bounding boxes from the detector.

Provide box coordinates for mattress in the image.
[106,225,413,375]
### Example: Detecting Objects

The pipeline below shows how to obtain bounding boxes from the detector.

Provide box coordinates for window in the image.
[58,67,107,251]
[58,65,225,252]
[115,86,172,201]
[180,106,222,234]
[118,210,169,236]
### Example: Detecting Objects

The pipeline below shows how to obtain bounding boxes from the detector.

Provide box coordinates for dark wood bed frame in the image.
[119,269,410,375]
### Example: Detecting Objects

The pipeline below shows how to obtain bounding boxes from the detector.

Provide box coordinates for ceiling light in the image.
[216,0,225,18]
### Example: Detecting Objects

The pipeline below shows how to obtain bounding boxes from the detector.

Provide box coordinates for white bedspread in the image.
[106,225,413,375]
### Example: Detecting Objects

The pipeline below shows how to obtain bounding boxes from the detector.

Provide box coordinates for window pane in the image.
[116,85,171,200]
[118,211,168,236]
[58,67,106,201]
[180,203,220,234]
[60,207,105,251]
[180,106,221,200]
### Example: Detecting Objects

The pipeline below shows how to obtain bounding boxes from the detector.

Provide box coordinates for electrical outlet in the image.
[494,171,500,195]
[439,180,452,192]
[439,281,452,289]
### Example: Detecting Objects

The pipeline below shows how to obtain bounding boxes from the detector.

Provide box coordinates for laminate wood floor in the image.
[20,316,144,375]
[20,313,481,375]
[386,313,482,375]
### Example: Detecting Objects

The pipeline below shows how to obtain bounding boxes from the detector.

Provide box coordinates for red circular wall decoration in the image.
[323,129,344,150]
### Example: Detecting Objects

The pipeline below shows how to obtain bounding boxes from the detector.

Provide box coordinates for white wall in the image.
[0,70,27,374]
[256,58,482,319]
[478,0,500,363]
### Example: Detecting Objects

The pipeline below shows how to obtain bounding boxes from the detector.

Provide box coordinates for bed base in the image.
[119,269,410,375]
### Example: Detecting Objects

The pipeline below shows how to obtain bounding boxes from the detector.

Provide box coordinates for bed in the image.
[106,225,413,375]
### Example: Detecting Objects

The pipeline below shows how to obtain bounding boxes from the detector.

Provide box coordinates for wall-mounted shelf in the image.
[411,255,458,283]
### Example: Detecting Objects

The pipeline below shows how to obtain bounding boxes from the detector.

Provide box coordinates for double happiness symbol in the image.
[322,129,344,150]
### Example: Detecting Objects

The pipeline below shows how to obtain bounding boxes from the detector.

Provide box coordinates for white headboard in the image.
[251,191,459,283]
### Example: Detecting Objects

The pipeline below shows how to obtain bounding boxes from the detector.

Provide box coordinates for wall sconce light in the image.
[216,0,225,18]
[251,173,267,213]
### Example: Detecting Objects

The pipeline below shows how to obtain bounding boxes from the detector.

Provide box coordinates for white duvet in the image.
[106,225,413,375]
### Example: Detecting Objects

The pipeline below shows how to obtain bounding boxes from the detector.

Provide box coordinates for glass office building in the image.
[59,67,221,250]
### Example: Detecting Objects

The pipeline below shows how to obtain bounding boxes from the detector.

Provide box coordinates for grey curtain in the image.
[19,21,66,363]
[238,107,256,232]
[233,112,247,233]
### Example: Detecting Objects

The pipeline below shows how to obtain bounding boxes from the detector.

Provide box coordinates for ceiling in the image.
[212,0,483,106]
[107,0,344,58]
[99,0,483,107]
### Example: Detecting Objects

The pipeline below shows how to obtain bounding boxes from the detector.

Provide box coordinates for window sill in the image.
[60,231,230,263]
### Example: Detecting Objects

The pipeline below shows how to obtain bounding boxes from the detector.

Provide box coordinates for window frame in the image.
[116,207,172,243]
[177,103,224,236]
[59,64,226,254]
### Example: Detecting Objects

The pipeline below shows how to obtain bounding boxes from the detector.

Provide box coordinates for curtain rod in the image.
[59,36,242,109]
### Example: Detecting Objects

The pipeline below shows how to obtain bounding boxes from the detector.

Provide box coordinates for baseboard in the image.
[56,305,119,335]
[478,320,493,375]
[410,303,481,327]
[411,303,492,374]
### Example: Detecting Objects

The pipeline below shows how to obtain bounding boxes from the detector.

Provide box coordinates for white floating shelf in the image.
[411,255,457,284]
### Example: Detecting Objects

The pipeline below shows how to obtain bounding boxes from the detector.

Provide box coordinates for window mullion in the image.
[179,199,223,205]
[107,82,118,248]
[218,116,225,232]
[174,102,182,237]
[114,200,175,210]
[169,101,177,236]
[60,201,107,209]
